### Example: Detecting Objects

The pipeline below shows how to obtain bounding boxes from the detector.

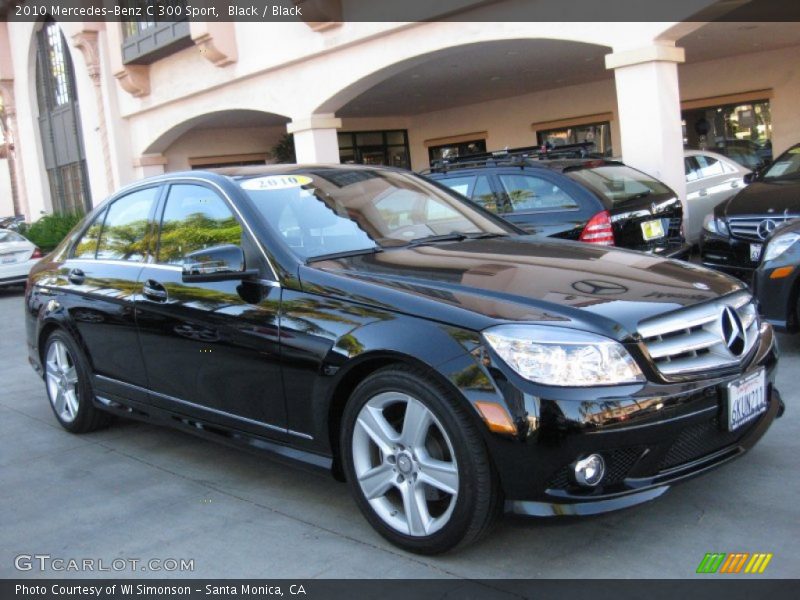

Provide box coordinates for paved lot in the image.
[0,286,798,579]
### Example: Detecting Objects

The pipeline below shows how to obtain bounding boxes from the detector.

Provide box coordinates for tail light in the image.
[31,247,43,259]
[580,210,615,245]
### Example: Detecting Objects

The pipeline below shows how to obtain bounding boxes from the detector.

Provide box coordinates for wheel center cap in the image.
[397,454,413,474]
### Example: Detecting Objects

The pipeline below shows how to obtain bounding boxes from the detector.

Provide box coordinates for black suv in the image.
[423,145,690,258]
[26,166,781,554]
[701,142,800,279]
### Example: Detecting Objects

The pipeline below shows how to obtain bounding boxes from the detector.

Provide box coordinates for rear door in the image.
[685,154,746,243]
[134,182,287,437]
[56,186,161,405]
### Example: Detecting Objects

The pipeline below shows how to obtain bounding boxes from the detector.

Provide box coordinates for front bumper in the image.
[700,231,760,279]
[753,258,800,332]
[446,321,781,516]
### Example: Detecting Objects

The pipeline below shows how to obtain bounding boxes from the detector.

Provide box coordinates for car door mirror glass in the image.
[182,244,246,281]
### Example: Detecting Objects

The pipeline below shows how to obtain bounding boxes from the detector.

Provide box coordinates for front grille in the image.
[728,215,800,242]
[659,417,751,470]
[638,291,759,378]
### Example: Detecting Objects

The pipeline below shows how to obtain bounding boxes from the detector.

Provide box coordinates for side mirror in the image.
[181,244,256,283]
[743,172,756,184]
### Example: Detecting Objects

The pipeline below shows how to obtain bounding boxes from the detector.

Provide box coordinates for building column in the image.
[287,114,342,164]
[0,79,28,219]
[133,154,167,179]
[606,45,686,202]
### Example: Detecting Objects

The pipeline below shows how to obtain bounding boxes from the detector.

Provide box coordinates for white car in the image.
[684,149,751,244]
[0,229,42,287]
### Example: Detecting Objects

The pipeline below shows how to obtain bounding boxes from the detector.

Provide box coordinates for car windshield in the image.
[0,230,24,243]
[565,165,673,204]
[763,145,800,180]
[238,168,512,260]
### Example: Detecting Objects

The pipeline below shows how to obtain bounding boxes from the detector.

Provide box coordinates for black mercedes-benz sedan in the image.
[26,165,782,554]
[701,142,800,279]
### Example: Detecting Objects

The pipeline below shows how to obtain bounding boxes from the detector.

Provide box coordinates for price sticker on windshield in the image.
[241,175,313,190]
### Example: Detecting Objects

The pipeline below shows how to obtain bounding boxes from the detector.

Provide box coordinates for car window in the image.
[497,174,579,213]
[685,157,701,182]
[695,155,724,178]
[566,165,672,204]
[440,176,475,197]
[157,184,243,266]
[96,188,159,261]
[72,209,107,259]
[763,145,800,180]
[239,169,511,259]
[0,230,25,243]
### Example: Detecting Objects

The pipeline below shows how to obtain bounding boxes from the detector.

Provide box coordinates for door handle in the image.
[68,268,85,285]
[698,189,708,196]
[142,279,168,302]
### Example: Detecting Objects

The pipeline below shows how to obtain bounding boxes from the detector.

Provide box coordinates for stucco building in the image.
[0,1,798,222]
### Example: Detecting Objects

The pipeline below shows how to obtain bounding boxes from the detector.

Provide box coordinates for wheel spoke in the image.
[357,463,395,500]
[356,406,398,455]
[400,397,432,449]
[64,390,79,417]
[53,388,66,416]
[401,482,431,536]
[55,343,69,371]
[46,371,60,390]
[63,366,78,385]
[418,457,459,495]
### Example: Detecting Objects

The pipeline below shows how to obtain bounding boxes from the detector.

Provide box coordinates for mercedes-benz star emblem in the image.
[720,306,746,357]
[757,219,778,240]
[572,279,629,295]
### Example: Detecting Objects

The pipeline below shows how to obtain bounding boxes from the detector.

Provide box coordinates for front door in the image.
[134,182,286,436]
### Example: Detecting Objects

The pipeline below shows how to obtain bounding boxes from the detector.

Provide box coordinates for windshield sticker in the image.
[241,175,313,190]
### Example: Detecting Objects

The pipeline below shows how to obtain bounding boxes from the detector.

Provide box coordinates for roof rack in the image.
[422,142,603,173]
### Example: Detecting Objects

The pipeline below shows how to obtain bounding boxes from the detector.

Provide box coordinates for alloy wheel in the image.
[45,340,80,423]
[351,391,459,537]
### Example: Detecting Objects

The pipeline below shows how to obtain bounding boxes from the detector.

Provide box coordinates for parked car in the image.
[27,165,782,554]
[0,215,25,232]
[0,229,42,287]
[423,145,690,258]
[684,149,751,245]
[753,219,800,333]
[701,142,800,279]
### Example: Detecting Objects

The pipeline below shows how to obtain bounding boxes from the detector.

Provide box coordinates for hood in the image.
[719,179,800,218]
[303,237,743,338]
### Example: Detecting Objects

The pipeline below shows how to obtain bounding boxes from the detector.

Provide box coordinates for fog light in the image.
[574,454,605,487]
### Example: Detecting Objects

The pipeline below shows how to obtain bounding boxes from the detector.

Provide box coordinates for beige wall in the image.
[162,124,286,171]
[0,158,12,216]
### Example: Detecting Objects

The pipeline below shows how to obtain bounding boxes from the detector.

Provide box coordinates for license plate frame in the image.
[641,219,665,241]
[750,243,763,262]
[726,367,767,432]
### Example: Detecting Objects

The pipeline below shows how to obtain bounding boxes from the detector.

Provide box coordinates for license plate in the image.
[726,368,767,431]
[1,255,16,264]
[750,243,763,262]
[641,219,665,241]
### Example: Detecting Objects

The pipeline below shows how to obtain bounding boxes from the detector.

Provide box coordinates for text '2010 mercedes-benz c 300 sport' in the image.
[25,166,783,554]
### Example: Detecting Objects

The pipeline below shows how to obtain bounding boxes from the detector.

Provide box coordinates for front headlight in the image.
[763,232,800,262]
[482,325,644,386]
[702,214,729,236]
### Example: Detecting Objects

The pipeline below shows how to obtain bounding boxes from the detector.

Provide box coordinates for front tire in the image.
[341,365,501,554]
[43,330,110,433]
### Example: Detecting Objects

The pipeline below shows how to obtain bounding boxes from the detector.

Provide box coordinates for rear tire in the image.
[43,330,110,433]
[341,364,501,554]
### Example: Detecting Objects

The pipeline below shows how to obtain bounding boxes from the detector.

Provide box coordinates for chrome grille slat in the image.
[638,291,759,378]
[728,215,800,241]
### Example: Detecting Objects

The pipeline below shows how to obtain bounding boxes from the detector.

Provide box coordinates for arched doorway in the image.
[35,20,91,214]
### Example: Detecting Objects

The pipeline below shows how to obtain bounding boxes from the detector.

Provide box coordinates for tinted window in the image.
[96,188,158,261]
[157,184,243,265]
[240,169,511,259]
[497,174,578,213]
[566,165,672,204]
[440,176,475,197]
[72,209,106,259]
[764,145,800,180]
[0,231,25,243]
